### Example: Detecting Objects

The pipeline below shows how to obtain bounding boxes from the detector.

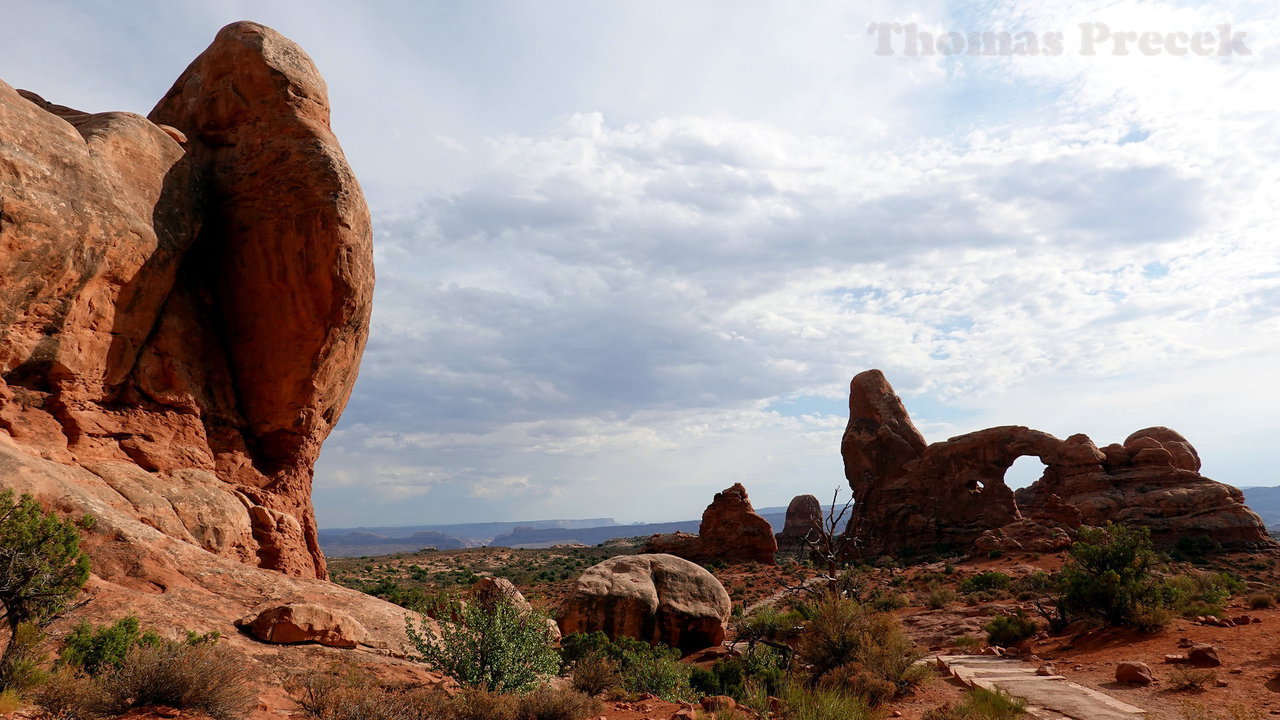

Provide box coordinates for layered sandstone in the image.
[840,370,1273,555]
[644,483,777,564]
[0,21,372,579]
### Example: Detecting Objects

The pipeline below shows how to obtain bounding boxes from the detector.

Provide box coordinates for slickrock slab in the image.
[936,655,1146,720]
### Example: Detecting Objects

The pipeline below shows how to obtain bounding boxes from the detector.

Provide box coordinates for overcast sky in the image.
[3,1,1277,528]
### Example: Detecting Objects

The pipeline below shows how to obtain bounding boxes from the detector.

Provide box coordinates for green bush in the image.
[0,490,91,682]
[960,572,1012,595]
[60,616,160,676]
[408,596,559,693]
[923,584,958,610]
[690,646,786,704]
[983,612,1038,648]
[869,589,909,612]
[0,622,48,692]
[1158,571,1244,619]
[1058,524,1163,627]
[1171,535,1221,563]
[559,633,690,701]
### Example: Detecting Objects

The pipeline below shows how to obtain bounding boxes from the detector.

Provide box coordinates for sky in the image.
[2,1,1277,528]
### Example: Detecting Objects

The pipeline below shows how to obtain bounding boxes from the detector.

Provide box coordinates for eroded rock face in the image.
[841,370,1273,555]
[556,554,731,654]
[776,494,823,549]
[0,21,372,579]
[643,483,777,564]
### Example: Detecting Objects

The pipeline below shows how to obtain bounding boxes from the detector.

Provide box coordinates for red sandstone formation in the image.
[776,493,823,549]
[644,483,778,564]
[0,21,371,580]
[557,554,732,654]
[841,370,1273,555]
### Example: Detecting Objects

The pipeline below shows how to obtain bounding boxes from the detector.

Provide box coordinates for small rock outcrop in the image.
[237,603,366,648]
[643,483,777,564]
[557,554,732,654]
[776,494,824,549]
[841,370,1273,555]
[1115,661,1153,686]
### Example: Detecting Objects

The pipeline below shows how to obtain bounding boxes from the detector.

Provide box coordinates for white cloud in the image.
[3,0,1274,527]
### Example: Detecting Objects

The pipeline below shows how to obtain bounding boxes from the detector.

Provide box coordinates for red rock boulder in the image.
[557,554,731,654]
[644,483,777,564]
[776,494,823,550]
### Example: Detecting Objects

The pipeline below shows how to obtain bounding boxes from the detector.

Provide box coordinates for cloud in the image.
[3,0,1273,527]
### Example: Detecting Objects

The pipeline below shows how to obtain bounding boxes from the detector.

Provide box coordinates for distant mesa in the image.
[644,482,778,564]
[841,369,1275,555]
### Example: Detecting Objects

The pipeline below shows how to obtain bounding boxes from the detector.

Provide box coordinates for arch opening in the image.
[1005,455,1048,490]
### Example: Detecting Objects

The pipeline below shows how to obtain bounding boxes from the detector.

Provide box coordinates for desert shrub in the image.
[1057,524,1164,627]
[818,662,897,707]
[294,669,451,720]
[560,633,691,701]
[97,640,255,720]
[407,595,559,692]
[623,643,692,701]
[794,597,926,701]
[983,612,1037,648]
[515,685,601,720]
[31,667,105,720]
[691,646,787,704]
[0,490,91,681]
[451,688,519,720]
[952,635,984,652]
[0,689,21,713]
[38,638,253,720]
[0,622,49,692]
[59,616,160,676]
[923,584,957,610]
[960,572,1012,595]
[779,682,873,720]
[922,687,1025,720]
[868,589,909,612]
[1248,592,1274,610]
[736,606,804,647]
[569,652,622,696]
[1160,571,1245,618]
[1172,535,1221,563]
[1170,667,1217,691]
[1011,571,1054,598]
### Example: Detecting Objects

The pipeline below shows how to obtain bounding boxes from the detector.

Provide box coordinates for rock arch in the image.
[840,370,1273,555]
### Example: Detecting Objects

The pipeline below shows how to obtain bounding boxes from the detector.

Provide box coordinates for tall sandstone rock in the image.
[0,21,370,582]
[840,370,1274,555]
[644,483,778,564]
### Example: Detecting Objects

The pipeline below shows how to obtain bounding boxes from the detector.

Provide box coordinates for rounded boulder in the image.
[556,553,731,654]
